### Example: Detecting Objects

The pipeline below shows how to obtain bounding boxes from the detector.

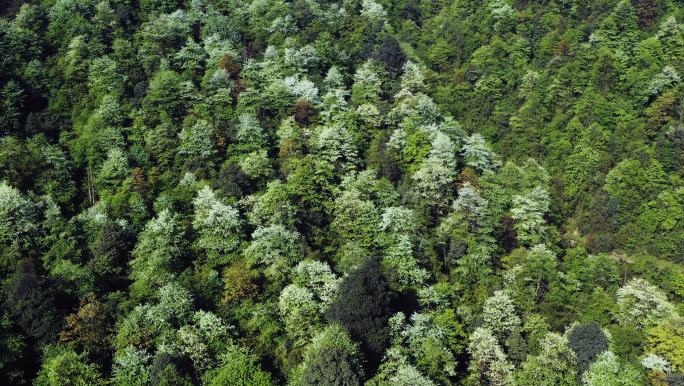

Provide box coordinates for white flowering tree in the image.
[244,224,303,277]
[129,210,186,295]
[582,351,642,386]
[239,150,274,179]
[378,207,429,288]
[467,327,514,386]
[178,120,217,160]
[278,284,319,347]
[174,310,235,374]
[511,186,550,246]
[461,134,501,173]
[615,278,677,329]
[352,60,383,103]
[0,181,38,246]
[482,291,521,340]
[412,156,455,206]
[317,124,358,170]
[193,186,242,266]
[112,346,152,386]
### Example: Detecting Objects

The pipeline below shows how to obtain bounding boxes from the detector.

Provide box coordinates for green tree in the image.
[34,347,107,386]
[207,354,274,386]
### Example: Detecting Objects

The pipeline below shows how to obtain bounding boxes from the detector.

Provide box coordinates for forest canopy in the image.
[2,0,684,384]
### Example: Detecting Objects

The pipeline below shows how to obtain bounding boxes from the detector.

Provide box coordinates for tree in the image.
[3,259,65,342]
[97,148,129,190]
[295,325,365,386]
[149,352,193,386]
[59,295,113,357]
[467,327,513,386]
[0,313,25,385]
[143,70,182,115]
[244,224,303,277]
[178,120,217,161]
[511,187,550,246]
[581,351,642,386]
[520,244,558,301]
[351,60,382,103]
[301,346,363,386]
[567,322,608,376]
[381,234,430,288]
[174,38,206,76]
[387,311,464,381]
[325,259,390,358]
[461,134,501,173]
[330,189,380,248]
[641,353,671,374]
[88,56,126,95]
[429,131,458,169]
[207,354,275,386]
[375,34,406,74]
[452,182,490,233]
[113,283,193,351]
[292,260,341,309]
[514,332,578,386]
[366,347,436,386]
[90,220,134,288]
[0,80,24,133]
[615,278,677,329]
[482,291,520,340]
[236,114,267,145]
[129,210,186,296]
[34,347,107,386]
[239,150,274,179]
[291,99,317,127]
[646,66,681,96]
[412,156,454,205]
[193,186,241,266]
[645,318,684,371]
[317,124,358,171]
[222,260,257,306]
[0,181,38,246]
[321,67,350,121]
[279,284,319,347]
[112,346,153,386]
[174,310,235,374]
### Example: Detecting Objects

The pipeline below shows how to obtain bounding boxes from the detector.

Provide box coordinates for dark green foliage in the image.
[567,322,609,376]
[300,346,363,386]
[3,259,67,342]
[375,34,406,75]
[608,325,644,362]
[324,259,390,359]
[150,353,193,386]
[505,328,527,366]
[156,365,195,386]
[90,221,134,290]
[215,163,251,198]
[0,313,26,385]
[2,0,684,384]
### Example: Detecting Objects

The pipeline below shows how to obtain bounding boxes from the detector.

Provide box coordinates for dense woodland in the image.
[3,0,684,384]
